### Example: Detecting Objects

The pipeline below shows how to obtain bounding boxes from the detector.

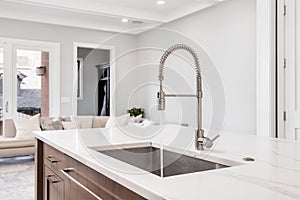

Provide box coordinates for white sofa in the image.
[0,116,109,157]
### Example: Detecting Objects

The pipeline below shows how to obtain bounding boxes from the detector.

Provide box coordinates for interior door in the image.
[283,0,300,140]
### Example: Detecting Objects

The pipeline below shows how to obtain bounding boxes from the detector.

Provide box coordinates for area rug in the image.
[0,156,34,200]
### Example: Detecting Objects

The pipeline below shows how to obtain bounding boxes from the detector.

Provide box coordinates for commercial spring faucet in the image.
[157,44,219,150]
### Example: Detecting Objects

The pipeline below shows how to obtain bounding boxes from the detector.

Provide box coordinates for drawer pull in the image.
[46,156,58,163]
[61,168,103,200]
[47,175,61,184]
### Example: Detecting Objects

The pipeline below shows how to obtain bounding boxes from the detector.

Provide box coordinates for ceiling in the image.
[0,0,227,34]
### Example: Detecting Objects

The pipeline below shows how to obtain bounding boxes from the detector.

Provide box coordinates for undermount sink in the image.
[92,143,230,178]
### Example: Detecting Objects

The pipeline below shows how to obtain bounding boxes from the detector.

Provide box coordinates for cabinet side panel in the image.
[35,139,44,200]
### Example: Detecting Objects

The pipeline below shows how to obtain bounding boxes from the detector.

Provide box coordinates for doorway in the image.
[0,38,60,137]
[77,47,110,116]
[73,43,115,117]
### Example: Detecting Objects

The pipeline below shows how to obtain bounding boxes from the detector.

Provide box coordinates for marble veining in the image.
[218,171,300,200]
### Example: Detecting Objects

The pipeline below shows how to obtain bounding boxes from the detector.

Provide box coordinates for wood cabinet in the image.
[44,166,64,200]
[36,140,146,200]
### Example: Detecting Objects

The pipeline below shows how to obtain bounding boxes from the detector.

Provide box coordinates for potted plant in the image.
[127,107,145,118]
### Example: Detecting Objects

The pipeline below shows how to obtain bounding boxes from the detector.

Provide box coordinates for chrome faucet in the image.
[157,44,219,150]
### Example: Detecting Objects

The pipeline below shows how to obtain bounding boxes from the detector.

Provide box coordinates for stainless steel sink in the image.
[95,144,229,178]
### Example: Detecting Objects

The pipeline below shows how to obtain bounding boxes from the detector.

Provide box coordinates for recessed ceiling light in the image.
[121,18,129,23]
[157,1,165,5]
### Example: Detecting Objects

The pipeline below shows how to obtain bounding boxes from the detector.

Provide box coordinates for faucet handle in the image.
[211,134,220,142]
[198,134,220,149]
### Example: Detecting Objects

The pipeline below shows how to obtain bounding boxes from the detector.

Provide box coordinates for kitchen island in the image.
[35,124,300,200]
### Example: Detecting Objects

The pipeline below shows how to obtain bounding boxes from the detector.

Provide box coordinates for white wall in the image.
[136,0,256,134]
[0,18,138,116]
[77,48,109,115]
[0,0,257,134]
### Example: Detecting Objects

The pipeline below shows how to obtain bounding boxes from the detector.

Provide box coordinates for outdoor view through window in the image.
[0,49,49,136]
[16,50,42,118]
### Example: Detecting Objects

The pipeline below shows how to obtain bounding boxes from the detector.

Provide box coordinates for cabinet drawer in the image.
[44,166,64,200]
[63,154,146,200]
[44,144,65,174]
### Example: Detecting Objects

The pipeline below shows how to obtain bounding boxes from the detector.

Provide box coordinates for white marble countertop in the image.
[34,124,300,200]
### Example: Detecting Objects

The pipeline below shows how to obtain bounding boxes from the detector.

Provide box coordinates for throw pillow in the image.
[40,117,63,130]
[13,114,41,139]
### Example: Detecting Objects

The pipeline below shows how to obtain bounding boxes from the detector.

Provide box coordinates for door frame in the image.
[73,42,116,116]
[277,0,300,140]
[0,37,60,122]
[0,41,13,121]
[277,0,286,139]
[256,0,277,138]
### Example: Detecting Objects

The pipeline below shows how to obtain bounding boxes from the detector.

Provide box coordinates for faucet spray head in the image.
[157,91,165,110]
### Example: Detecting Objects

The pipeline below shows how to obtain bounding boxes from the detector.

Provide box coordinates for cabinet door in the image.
[62,167,145,200]
[44,166,64,200]
[62,168,105,200]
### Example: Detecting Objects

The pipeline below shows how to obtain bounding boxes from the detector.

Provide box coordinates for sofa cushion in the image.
[63,116,71,122]
[40,117,63,131]
[13,114,41,140]
[62,121,77,130]
[0,138,35,149]
[92,116,109,128]
[71,116,93,129]
[4,119,17,138]
[105,114,130,128]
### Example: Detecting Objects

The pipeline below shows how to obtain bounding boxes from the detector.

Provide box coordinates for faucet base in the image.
[195,129,205,150]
